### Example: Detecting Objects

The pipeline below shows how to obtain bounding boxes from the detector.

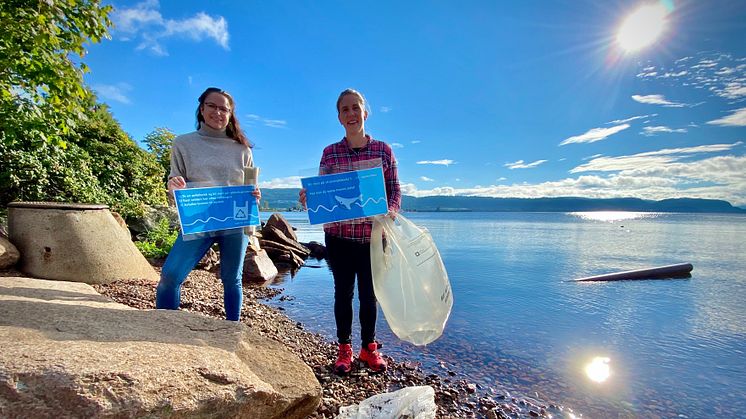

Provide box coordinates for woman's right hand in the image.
[167,176,186,192]
[298,188,307,209]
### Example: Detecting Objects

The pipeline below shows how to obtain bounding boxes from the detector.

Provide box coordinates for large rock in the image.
[261,226,310,258]
[0,276,321,418]
[127,205,179,239]
[7,202,158,284]
[0,237,20,269]
[264,213,297,242]
[243,248,278,282]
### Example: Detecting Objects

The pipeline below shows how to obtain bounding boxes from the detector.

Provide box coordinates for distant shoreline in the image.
[259,189,746,214]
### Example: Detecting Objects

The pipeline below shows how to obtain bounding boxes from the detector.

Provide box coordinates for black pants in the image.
[325,234,377,346]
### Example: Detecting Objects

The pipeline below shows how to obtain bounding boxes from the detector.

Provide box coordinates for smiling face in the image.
[200,92,232,131]
[337,93,368,136]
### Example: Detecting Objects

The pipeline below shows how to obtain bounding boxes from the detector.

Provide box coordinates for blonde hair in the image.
[336,88,369,114]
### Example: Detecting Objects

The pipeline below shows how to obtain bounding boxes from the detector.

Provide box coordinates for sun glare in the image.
[617,3,669,52]
[585,357,611,383]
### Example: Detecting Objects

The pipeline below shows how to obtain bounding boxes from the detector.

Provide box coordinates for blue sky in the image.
[83,0,746,206]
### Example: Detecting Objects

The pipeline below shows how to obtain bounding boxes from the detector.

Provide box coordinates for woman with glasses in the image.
[156,87,260,321]
[299,88,401,374]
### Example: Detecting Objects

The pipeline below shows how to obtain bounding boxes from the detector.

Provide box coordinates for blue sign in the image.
[302,167,388,225]
[173,185,259,235]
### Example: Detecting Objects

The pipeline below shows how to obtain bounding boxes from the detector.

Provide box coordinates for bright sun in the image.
[617,3,669,52]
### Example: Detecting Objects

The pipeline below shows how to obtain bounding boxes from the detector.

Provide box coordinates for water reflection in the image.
[265,211,746,417]
[568,211,659,222]
[585,356,611,383]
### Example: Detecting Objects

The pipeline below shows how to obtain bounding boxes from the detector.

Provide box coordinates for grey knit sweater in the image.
[169,125,253,187]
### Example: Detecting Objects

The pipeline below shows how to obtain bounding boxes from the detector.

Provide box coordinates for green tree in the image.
[66,104,168,218]
[0,0,112,147]
[144,127,176,184]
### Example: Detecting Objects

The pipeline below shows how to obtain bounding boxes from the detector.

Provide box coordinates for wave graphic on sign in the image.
[182,214,260,227]
[308,197,386,214]
[307,204,339,214]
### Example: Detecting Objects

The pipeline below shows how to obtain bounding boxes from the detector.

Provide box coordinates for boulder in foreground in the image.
[0,276,321,418]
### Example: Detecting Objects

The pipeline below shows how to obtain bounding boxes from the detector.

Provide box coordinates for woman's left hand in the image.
[252,187,262,201]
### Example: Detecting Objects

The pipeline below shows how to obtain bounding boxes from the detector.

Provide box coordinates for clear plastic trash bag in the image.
[336,385,437,419]
[370,214,453,346]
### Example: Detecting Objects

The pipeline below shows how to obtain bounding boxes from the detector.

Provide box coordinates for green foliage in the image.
[0,2,170,223]
[0,0,112,147]
[144,127,176,184]
[0,103,168,219]
[134,218,178,259]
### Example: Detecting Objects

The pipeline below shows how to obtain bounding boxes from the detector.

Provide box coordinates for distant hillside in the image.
[261,188,746,213]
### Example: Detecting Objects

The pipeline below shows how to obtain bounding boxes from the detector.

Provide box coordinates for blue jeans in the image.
[156,231,248,321]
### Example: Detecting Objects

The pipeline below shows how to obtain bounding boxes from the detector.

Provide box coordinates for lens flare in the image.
[585,357,611,383]
[617,3,669,52]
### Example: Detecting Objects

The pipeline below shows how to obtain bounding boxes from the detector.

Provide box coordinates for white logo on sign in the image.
[234,201,248,220]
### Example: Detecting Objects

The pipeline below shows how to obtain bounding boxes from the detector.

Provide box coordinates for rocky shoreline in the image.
[83,264,562,419]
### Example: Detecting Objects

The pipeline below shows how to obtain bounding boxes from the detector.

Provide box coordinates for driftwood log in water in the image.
[574,263,693,282]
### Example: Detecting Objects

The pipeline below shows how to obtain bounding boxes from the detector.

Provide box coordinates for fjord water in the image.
[264,211,746,418]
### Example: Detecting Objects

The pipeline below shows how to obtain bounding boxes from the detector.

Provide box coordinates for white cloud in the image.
[259,176,302,188]
[163,13,229,48]
[92,83,132,104]
[400,153,746,206]
[417,159,454,166]
[631,94,688,107]
[113,0,161,33]
[691,59,718,69]
[560,124,629,146]
[608,114,657,124]
[497,177,507,181]
[707,107,746,127]
[411,140,422,144]
[504,159,548,169]
[638,53,746,102]
[637,71,658,78]
[263,119,287,128]
[245,113,287,128]
[641,126,688,136]
[380,106,391,113]
[720,83,746,100]
[420,176,434,182]
[660,71,688,78]
[112,1,229,55]
[390,142,404,148]
[570,142,742,173]
[583,154,603,161]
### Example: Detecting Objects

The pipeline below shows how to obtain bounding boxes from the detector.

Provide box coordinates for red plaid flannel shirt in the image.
[320,136,401,243]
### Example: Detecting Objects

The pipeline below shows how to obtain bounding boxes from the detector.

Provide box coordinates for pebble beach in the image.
[87,264,566,418]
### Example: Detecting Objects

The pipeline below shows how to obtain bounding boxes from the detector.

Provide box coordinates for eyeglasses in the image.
[204,102,231,114]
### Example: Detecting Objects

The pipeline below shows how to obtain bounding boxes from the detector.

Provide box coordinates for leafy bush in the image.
[0,104,168,220]
[134,218,178,259]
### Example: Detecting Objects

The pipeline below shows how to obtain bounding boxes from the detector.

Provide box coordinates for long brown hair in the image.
[196,87,252,147]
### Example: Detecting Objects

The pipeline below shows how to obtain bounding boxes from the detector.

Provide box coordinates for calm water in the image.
[261,211,746,418]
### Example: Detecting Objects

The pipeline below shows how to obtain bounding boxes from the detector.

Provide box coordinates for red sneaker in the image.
[359,342,387,372]
[334,343,353,374]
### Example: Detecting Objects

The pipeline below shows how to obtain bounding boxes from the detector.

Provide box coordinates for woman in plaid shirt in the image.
[300,89,401,374]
